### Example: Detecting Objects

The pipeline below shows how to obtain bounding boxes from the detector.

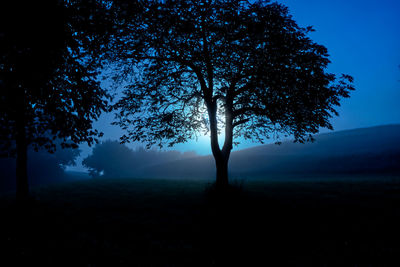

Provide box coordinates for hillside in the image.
[137,124,400,179]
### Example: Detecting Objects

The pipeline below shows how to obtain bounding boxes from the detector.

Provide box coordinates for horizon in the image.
[66,123,400,173]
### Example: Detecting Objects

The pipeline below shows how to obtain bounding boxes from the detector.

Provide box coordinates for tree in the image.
[83,140,136,178]
[0,1,110,202]
[107,0,354,189]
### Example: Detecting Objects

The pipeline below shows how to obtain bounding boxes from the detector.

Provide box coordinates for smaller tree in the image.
[0,1,111,202]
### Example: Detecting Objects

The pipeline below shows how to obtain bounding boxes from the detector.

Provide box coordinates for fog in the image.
[82,140,198,178]
[2,124,399,193]
[0,145,79,192]
[132,124,400,180]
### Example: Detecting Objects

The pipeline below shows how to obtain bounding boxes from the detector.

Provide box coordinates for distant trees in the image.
[0,1,110,202]
[83,141,135,178]
[82,140,197,178]
[103,0,354,189]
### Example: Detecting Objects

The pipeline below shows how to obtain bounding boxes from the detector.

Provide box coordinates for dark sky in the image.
[68,0,400,171]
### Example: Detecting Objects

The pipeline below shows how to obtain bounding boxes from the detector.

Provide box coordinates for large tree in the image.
[0,0,111,202]
[107,0,354,189]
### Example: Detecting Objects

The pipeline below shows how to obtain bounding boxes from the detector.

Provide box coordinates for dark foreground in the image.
[1,176,400,266]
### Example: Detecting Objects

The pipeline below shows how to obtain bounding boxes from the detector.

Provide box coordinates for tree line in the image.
[83,140,197,178]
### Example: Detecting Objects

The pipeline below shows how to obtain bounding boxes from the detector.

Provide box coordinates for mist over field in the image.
[0,145,80,192]
[75,124,400,181]
[138,124,400,180]
[1,124,399,193]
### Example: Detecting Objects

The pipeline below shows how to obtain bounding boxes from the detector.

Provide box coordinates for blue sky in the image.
[68,0,400,170]
[281,0,400,130]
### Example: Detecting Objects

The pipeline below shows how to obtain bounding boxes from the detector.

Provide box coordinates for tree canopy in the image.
[0,1,109,153]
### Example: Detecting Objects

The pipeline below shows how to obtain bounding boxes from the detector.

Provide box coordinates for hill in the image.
[137,124,400,179]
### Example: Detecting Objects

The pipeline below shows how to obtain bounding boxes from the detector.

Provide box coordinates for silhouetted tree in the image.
[106,0,354,189]
[0,1,110,202]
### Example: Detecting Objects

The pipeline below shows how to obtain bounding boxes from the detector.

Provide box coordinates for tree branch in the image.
[137,55,209,94]
[232,118,250,127]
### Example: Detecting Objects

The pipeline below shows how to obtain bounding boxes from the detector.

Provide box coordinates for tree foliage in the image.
[0,0,110,155]
[109,0,353,145]
[0,0,113,200]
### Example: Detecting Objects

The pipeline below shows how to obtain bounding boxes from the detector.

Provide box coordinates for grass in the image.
[1,176,400,266]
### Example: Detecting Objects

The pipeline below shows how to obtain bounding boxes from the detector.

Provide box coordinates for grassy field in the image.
[1,176,400,266]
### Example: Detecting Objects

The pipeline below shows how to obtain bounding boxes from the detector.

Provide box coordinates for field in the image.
[1,176,400,266]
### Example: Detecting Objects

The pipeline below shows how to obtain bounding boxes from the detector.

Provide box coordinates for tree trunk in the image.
[215,157,229,189]
[206,94,234,190]
[206,100,230,189]
[16,93,29,204]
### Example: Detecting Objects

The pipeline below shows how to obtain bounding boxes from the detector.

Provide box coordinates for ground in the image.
[1,175,400,266]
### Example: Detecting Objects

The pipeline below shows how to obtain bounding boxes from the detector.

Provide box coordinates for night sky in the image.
[68,0,400,171]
